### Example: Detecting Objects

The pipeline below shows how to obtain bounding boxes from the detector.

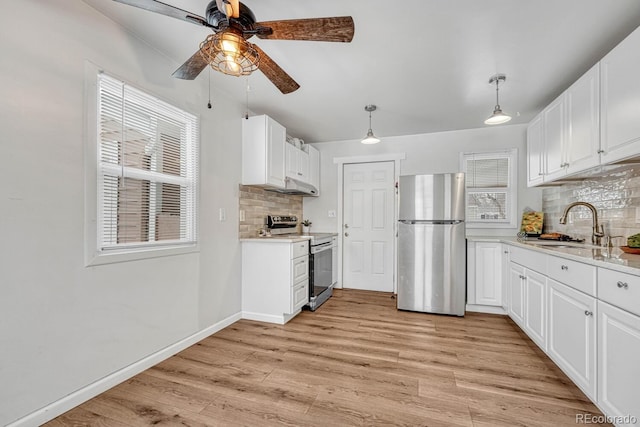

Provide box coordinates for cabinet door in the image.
[501,245,510,312]
[308,145,320,193]
[565,64,601,175]
[297,149,310,182]
[267,117,286,187]
[285,143,298,179]
[524,270,547,350]
[600,26,640,164]
[543,95,567,181]
[548,279,597,400]
[527,113,545,187]
[473,242,502,306]
[508,262,525,327]
[598,301,640,422]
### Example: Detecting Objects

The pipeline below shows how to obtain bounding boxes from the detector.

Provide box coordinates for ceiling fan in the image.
[113,0,355,94]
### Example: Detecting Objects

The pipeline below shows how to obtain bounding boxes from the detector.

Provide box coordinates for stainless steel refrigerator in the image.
[397,173,466,316]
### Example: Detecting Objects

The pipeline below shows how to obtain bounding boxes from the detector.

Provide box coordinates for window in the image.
[461,149,517,228]
[92,72,198,260]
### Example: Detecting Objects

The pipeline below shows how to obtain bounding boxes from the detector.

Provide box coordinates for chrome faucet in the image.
[559,202,604,246]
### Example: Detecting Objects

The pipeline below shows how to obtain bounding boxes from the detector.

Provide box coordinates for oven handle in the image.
[310,242,334,254]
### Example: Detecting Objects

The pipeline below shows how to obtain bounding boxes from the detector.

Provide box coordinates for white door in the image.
[342,161,395,292]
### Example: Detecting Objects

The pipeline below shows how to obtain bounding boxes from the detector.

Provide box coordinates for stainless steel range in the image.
[267,215,337,311]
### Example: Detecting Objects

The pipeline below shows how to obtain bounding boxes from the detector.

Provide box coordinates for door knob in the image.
[345,232,349,237]
[344,224,349,229]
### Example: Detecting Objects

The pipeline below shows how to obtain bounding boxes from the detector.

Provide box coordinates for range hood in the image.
[266,178,318,196]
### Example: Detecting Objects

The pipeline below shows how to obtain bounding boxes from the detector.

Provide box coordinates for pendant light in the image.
[361,104,381,144]
[484,74,512,125]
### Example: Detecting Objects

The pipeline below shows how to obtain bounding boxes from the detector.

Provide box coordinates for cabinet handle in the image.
[297,172,302,176]
[519,274,526,280]
[504,250,509,254]
[597,149,605,154]
[561,265,569,270]
[617,281,629,289]
[584,310,593,316]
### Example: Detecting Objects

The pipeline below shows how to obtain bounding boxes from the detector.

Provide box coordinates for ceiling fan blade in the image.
[255,17,354,42]
[112,0,212,28]
[253,45,300,94]
[172,51,209,80]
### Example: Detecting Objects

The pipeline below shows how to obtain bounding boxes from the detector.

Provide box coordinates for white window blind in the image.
[462,150,517,227]
[97,73,198,251]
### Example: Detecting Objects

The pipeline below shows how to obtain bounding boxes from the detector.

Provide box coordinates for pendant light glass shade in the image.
[362,104,381,144]
[484,74,511,125]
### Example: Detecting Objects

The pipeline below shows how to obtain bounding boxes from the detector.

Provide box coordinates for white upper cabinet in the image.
[242,115,286,188]
[565,64,601,175]
[308,145,320,194]
[285,143,312,184]
[527,25,640,185]
[527,113,545,187]
[600,26,640,164]
[542,94,567,182]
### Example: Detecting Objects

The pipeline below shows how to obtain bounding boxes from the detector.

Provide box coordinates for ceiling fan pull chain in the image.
[244,77,251,119]
[207,68,212,109]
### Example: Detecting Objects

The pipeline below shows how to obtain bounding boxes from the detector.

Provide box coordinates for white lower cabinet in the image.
[597,301,640,424]
[547,279,597,400]
[242,240,309,324]
[524,269,547,351]
[505,243,640,424]
[508,262,526,328]
[466,241,503,312]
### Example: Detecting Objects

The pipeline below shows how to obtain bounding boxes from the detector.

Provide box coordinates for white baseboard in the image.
[466,304,507,315]
[241,311,286,324]
[8,312,242,427]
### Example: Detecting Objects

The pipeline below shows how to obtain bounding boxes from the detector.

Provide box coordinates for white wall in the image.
[304,124,542,236]
[0,1,244,424]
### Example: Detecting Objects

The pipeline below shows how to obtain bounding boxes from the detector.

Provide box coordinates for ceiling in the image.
[82,0,640,143]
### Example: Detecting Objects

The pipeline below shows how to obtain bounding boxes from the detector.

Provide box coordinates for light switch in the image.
[328,210,336,218]
[219,208,226,221]
[239,210,245,222]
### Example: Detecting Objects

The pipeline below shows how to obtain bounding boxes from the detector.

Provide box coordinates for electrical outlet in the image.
[219,208,226,221]
[328,210,336,218]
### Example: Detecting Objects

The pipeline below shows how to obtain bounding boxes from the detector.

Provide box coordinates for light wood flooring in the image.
[46,289,610,426]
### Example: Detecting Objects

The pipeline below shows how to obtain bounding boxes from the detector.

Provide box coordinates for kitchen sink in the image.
[525,240,587,249]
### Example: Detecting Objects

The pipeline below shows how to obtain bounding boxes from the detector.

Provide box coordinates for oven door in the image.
[310,242,333,298]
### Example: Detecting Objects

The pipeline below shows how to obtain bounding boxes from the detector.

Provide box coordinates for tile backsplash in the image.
[238,185,303,238]
[542,166,640,245]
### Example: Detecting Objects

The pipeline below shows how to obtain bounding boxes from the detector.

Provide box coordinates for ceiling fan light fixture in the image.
[199,31,259,77]
[484,74,512,125]
[361,104,381,144]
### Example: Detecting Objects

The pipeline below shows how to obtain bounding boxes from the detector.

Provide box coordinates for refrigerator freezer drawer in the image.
[397,221,466,315]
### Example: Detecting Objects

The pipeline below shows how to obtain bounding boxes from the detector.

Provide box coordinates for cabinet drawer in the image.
[291,279,309,312]
[292,240,309,259]
[598,268,640,317]
[509,245,547,274]
[547,256,596,296]
[292,256,309,284]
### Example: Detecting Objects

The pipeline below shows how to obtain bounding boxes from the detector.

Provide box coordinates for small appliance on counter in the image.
[266,215,337,311]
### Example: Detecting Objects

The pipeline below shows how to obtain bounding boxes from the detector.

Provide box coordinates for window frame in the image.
[84,63,200,266]
[460,148,518,229]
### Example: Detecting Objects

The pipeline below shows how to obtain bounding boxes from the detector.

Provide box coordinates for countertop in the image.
[240,235,312,243]
[469,235,640,276]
